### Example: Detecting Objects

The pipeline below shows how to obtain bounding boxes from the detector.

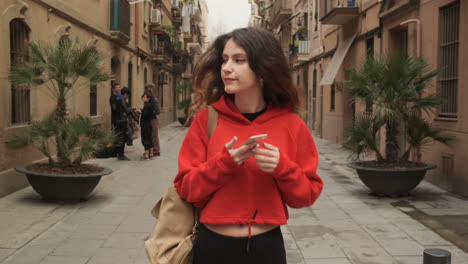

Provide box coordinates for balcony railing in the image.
[290,40,310,55]
[151,30,174,64]
[268,0,292,29]
[110,0,130,43]
[320,0,359,25]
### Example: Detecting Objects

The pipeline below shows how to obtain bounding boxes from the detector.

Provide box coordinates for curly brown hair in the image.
[191,27,300,114]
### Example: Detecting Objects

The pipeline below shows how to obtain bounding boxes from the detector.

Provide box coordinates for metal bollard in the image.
[423,248,451,264]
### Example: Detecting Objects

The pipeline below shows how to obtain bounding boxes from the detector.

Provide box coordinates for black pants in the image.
[113,121,127,157]
[193,224,287,264]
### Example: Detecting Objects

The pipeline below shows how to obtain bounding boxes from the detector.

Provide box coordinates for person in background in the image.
[173,27,324,264]
[144,84,161,157]
[140,91,155,160]
[110,85,132,160]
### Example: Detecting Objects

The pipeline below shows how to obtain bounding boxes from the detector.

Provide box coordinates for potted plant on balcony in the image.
[7,39,113,203]
[345,54,454,197]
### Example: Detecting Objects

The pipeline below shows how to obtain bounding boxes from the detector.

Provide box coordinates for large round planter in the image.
[347,161,436,197]
[16,165,112,203]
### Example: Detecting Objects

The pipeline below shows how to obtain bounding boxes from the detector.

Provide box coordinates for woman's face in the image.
[142,95,148,102]
[221,39,261,96]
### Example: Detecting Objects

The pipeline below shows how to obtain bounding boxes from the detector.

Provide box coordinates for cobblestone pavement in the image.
[0,122,467,264]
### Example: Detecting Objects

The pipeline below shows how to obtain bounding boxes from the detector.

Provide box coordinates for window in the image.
[438,1,460,118]
[312,69,317,130]
[366,37,374,58]
[10,19,31,124]
[90,85,97,116]
[330,83,335,111]
[314,1,318,32]
[144,67,148,84]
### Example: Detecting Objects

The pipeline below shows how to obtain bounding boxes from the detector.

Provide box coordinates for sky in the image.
[205,0,251,42]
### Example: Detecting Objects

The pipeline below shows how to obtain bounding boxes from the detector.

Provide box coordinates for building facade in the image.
[251,0,468,197]
[0,0,206,198]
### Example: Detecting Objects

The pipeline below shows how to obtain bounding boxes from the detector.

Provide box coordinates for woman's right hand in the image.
[225,136,256,165]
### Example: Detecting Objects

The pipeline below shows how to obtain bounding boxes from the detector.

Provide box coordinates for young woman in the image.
[174,27,323,264]
[140,92,155,160]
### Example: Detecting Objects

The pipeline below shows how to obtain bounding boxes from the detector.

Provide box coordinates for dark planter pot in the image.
[178,117,187,126]
[16,165,112,203]
[347,161,436,197]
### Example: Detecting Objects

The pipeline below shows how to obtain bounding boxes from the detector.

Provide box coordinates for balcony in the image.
[172,8,182,25]
[290,40,310,63]
[191,6,202,23]
[150,29,174,64]
[268,0,292,29]
[110,0,131,44]
[320,0,359,25]
[188,43,202,55]
[171,0,182,25]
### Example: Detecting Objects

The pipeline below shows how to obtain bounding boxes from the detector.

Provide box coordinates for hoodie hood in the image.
[211,95,291,125]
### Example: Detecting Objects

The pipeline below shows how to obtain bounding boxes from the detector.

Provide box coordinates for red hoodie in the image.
[174,95,323,225]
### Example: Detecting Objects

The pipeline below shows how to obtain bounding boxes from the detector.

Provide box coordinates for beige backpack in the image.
[144,106,218,264]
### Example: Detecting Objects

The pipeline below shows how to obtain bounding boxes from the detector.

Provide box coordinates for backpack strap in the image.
[207,105,218,139]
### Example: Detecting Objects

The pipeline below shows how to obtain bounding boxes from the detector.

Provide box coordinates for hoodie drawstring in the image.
[246,209,258,253]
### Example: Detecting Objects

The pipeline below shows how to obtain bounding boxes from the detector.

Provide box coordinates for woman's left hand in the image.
[254,142,280,173]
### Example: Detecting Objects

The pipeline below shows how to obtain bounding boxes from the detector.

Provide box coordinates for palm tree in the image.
[344,54,454,164]
[8,39,111,167]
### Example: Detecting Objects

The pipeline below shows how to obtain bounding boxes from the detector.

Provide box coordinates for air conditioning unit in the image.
[150,8,162,25]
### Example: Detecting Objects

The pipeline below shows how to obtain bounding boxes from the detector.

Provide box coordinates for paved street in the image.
[0,122,468,264]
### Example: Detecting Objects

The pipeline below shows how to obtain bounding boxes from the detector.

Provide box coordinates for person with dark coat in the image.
[110,84,132,160]
[140,91,156,160]
[144,85,161,157]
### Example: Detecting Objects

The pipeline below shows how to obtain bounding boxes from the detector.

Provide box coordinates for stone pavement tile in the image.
[286,249,305,264]
[1,244,55,264]
[363,224,409,240]
[342,246,393,263]
[348,212,391,225]
[101,232,148,249]
[28,230,69,246]
[39,256,89,264]
[393,256,422,264]
[108,195,144,206]
[420,208,468,216]
[98,203,136,214]
[378,237,424,256]
[84,212,127,226]
[93,247,138,258]
[86,255,134,264]
[311,208,350,221]
[114,218,154,233]
[296,237,345,259]
[313,195,340,210]
[373,207,413,220]
[305,258,352,264]
[407,201,433,210]
[51,238,105,257]
[0,249,14,262]
[322,229,376,248]
[133,246,152,264]
[69,224,117,240]
[405,230,452,247]
[283,232,300,251]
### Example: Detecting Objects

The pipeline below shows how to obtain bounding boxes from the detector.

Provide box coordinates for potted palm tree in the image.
[7,39,113,202]
[345,54,454,197]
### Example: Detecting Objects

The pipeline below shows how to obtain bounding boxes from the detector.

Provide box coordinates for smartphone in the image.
[242,134,268,146]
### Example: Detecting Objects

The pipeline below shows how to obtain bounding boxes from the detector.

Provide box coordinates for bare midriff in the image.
[204,223,278,237]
